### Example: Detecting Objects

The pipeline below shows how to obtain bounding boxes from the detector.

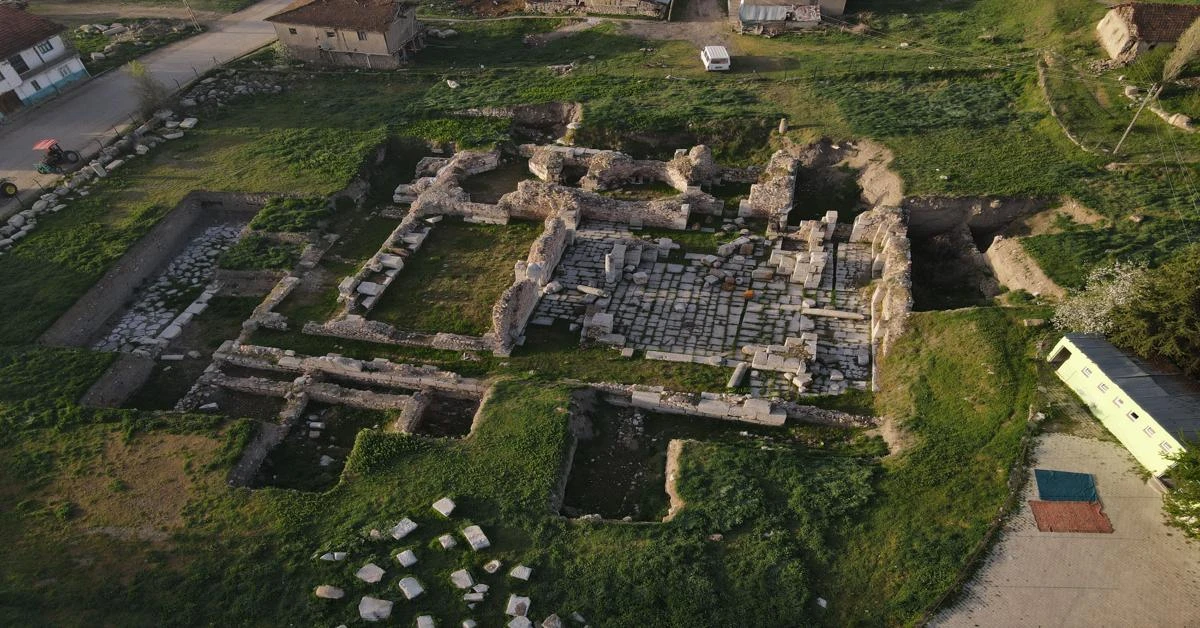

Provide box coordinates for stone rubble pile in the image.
[177,70,286,110]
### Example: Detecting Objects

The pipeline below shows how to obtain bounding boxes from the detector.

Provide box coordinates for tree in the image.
[1163,442,1200,539]
[127,60,170,120]
[1108,245,1200,378]
[1052,260,1148,335]
[1164,17,1200,83]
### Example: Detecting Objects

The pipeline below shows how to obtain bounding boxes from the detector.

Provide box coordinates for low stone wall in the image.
[596,385,789,426]
[226,391,307,487]
[40,191,268,347]
[217,341,488,395]
[241,275,299,338]
[303,317,493,353]
[525,0,669,18]
[499,180,693,229]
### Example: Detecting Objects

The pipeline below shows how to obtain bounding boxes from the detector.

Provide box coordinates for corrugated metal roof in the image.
[1059,334,1200,440]
[738,2,820,23]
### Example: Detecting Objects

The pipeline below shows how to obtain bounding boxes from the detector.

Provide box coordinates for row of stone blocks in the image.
[630,388,788,426]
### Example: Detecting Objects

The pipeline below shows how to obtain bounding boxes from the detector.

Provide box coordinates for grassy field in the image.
[820,307,1042,624]
[0,305,1044,626]
[0,372,879,625]
[369,219,544,335]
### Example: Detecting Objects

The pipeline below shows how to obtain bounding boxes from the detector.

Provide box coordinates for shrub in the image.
[218,235,302,270]
[249,197,330,233]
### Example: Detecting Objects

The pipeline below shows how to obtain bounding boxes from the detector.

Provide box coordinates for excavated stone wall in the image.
[491,217,573,356]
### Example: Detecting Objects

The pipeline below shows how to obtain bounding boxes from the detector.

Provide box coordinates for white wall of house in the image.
[1049,339,1186,476]
[0,34,88,104]
[12,56,87,101]
[1097,10,1136,60]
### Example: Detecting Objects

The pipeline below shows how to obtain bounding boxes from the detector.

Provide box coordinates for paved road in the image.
[933,433,1200,627]
[0,0,291,212]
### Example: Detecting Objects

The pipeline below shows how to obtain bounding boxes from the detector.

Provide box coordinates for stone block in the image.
[462,525,491,550]
[396,550,418,567]
[358,596,393,622]
[355,563,386,583]
[506,594,531,616]
[398,576,424,600]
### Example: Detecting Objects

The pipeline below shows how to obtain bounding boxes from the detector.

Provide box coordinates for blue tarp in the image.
[1035,469,1098,502]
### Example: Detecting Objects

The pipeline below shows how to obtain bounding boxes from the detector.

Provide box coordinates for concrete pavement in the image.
[0,0,292,213]
[933,433,1200,627]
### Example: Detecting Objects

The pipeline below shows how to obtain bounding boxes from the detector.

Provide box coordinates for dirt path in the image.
[524,18,603,46]
[32,2,223,24]
[622,0,732,48]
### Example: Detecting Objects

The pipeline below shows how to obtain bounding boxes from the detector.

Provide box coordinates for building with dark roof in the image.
[265,0,423,69]
[1097,2,1200,61]
[1049,334,1200,476]
[734,0,847,36]
[0,6,89,116]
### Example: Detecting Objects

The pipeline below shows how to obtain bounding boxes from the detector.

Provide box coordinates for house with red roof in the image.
[0,6,89,117]
[1097,2,1200,62]
[265,0,424,69]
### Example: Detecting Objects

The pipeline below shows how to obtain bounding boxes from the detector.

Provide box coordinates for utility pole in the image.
[1114,83,1162,156]
[182,0,202,32]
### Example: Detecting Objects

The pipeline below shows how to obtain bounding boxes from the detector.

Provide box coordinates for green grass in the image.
[821,307,1040,624]
[0,377,879,625]
[218,235,302,271]
[369,218,544,335]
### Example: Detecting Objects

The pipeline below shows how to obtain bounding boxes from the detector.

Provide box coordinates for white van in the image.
[701,45,731,71]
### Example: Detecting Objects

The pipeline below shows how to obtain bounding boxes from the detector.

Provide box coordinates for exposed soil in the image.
[59,432,222,538]
[253,404,389,491]
[461,158,535,204]
[789,163,863,224]
[561,402,781,521]
[984,236,1066,299]
[621,0,731,47]
[32,2,224,24]
[415,394,480,438]
[209,390,286,422]
[1001,197,1105,238]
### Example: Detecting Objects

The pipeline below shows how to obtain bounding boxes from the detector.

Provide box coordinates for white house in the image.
[0,7,90,118]
[1048,334,1200,477]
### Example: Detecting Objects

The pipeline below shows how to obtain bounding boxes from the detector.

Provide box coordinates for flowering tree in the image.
[1164,443,1200,539]
[1052,261,1148,334]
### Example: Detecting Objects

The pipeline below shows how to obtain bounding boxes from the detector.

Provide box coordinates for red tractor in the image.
[34,138,80,175]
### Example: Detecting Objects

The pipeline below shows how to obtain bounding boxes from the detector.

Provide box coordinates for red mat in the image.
[1029,500,1114,533]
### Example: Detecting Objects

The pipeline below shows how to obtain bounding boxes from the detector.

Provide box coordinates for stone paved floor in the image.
[532,220,873,394]
[932,433,1200,627]
[95,224,240,352]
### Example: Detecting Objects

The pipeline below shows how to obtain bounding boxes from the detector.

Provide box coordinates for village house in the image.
[265,0,424,69]
[0,6,89,118]
[1048,334,1200,477]
[735,0,847,36]
[1096,2,1200,62]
